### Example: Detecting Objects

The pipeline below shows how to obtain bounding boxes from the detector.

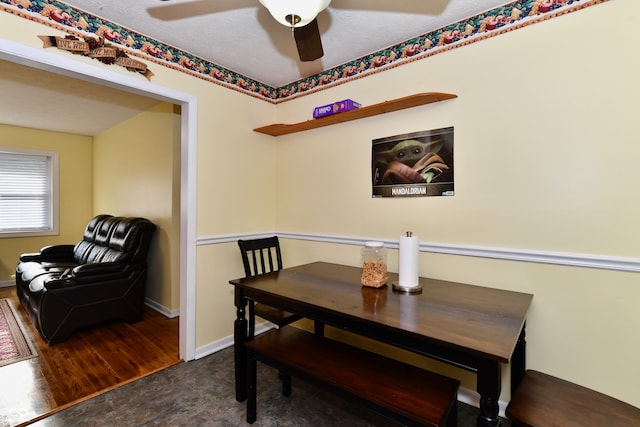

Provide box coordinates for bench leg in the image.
[447,400,457,427]
[282,373,291,397]
[314,320,325,336]
[247,350,257,424]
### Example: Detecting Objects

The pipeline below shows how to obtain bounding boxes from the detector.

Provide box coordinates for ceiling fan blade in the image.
[293,18,324,62]
[149,0,255,21]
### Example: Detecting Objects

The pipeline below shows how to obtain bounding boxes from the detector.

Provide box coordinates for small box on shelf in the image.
[313,99,361,119]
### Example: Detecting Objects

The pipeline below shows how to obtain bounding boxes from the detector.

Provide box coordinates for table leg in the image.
[234,288,248,402]
[511,323,527,395]
[477,360,501,427]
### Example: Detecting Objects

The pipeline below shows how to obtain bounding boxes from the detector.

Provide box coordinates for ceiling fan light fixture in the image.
[259,0,331,28]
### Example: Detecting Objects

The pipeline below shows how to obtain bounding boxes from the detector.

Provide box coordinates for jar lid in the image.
[364,241,384,248]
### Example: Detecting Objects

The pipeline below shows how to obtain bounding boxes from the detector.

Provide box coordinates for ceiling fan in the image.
[159,0,330,62]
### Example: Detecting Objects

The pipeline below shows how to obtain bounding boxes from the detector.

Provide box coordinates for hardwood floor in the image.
[0,286,181,427]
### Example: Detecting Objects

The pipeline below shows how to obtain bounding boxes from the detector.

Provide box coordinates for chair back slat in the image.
[238,236,282,278]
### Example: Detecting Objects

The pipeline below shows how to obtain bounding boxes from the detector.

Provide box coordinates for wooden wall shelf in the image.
[253,92,458,136]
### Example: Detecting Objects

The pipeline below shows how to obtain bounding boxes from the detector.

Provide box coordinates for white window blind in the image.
[0,148,58,236]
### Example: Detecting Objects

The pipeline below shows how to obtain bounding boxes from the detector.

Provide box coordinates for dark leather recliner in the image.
[15,214,157,344]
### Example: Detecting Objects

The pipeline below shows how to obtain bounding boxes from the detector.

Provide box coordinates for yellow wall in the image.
[193,91,278,345]
[2,0,639,410]
[273,0,639,257]
[93,102,179,311]
[0,124,92,282]
[271,0,640,406]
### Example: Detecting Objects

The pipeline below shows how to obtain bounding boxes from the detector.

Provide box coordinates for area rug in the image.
[0,298,38,367]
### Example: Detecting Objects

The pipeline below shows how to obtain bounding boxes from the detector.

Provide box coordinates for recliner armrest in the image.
[71,262,127,277]
[20,245,76,262]
[43,262,139,290]
[18,252,43,262]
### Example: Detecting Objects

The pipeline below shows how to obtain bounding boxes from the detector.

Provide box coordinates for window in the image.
[0,147,59,237]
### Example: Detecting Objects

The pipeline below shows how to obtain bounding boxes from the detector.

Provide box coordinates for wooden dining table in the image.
[230,261,533,427]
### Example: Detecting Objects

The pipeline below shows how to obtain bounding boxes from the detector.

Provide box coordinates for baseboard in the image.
[144,297,179,318]
[0,280,14,288]
[457,386,507,419]
[194,322,274,360]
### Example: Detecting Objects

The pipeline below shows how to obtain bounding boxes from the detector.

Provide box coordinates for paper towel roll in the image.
[398,234,419,288]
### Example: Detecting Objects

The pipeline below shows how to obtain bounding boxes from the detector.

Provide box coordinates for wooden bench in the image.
[245,326,459,427]
[506,370,640,427]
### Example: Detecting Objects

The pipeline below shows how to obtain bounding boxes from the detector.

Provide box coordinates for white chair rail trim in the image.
[197,232,640,273]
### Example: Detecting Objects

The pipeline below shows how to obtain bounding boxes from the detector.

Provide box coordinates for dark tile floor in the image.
[30,346,510,426]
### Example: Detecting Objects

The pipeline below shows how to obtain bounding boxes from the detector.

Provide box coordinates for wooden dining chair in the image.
[237,236,303,338]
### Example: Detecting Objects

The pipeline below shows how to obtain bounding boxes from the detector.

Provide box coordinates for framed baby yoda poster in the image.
[371,127,454,198]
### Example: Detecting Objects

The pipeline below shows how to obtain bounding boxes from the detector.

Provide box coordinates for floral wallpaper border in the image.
[1,0,608,103]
